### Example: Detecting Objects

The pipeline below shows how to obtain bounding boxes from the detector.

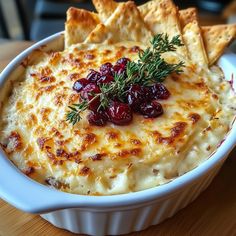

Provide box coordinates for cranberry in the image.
[81,83,100,99]
[140,100,163,118]
[143,86,153,101]
[127,85,146,111]
[107,102,132,125]
[98,74,114,84]
[113,57,130,75]
[99,62,113,76]
[73,78,89,93]
[81,83,101,111]
[113,64,126,75]
[86,69,101,83]
[87,111,107,126]
[116,57,130,67]
[150,83,170,99]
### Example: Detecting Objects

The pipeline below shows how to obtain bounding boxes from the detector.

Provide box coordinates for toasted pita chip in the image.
[183,20,208,65]
[65,7,100,48]
[139,0,188,58]
[92,0,191,56]
[92,0,118,22]
[179,8,208,65]
[65,3,235,67]
[85,1,153,44]
[179,8,198,28]
[202,24,236,65]
[93,0,169,23]
[138,0,154,22]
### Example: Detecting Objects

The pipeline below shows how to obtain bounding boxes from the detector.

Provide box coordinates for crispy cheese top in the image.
[0,42,235,195]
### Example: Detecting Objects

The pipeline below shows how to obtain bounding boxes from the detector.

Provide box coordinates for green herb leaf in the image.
[66,100,88,125]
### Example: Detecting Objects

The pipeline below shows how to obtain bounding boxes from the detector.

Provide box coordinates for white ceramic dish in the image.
[0,32,235,236]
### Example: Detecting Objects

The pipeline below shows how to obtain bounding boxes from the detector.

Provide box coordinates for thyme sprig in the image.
[66,100,88,125]
[66,34,185,125]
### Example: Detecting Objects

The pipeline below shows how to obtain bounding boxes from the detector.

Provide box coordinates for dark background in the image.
[0,0,231,41]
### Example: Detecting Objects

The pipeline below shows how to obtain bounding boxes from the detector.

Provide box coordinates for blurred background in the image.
[0,0,235,41]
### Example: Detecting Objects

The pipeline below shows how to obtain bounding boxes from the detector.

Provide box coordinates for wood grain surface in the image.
[0,41,236,236]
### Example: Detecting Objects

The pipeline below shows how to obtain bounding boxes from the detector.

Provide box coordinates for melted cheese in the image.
[0,42,235,195]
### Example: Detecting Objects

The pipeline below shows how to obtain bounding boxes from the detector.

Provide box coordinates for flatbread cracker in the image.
[93,0,169,23]
[183,20,208,65]
[179,8,198,28]
[65,2,236,67]
[92,0,193,60]
[90,0,189,58]
[140,0,180,37]
[85,1,153,44]
[139,0,188,58]
[138,0,153,18]
[178,8,236,65]
[202,24,236,65]
[92,0,118,22]
[65,7,100,48]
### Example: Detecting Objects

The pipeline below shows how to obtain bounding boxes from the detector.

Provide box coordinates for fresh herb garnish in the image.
[66,33,185,125]
[66,101,88,125]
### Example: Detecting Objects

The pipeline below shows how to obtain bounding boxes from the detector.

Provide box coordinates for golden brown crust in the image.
[65,7,100,48]
[85,1,153,44]
[1,40,235,195]
[202,24,236,65]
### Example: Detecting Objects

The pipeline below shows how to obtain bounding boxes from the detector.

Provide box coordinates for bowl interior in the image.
[0,32,235,213]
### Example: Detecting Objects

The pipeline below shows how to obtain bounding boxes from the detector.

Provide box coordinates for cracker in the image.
[85,1,153,44]
[179,8,198,28]
[65,2,236,66]
[92,0,118,22]
[139,0,188,58]
[201,24,236,65]
[138,0,153,18]
[179,8,236,65]
[65,7,100,48]
[183,20,208,65]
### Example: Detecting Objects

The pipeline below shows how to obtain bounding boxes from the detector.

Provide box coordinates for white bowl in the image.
[0,32,235,236]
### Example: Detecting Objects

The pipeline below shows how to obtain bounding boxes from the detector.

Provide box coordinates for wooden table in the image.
[0,41,236,236]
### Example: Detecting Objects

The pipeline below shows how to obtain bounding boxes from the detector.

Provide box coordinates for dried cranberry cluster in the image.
[72,57,170,126]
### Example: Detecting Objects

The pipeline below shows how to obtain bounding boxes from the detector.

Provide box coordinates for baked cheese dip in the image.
[0,39,235,195]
